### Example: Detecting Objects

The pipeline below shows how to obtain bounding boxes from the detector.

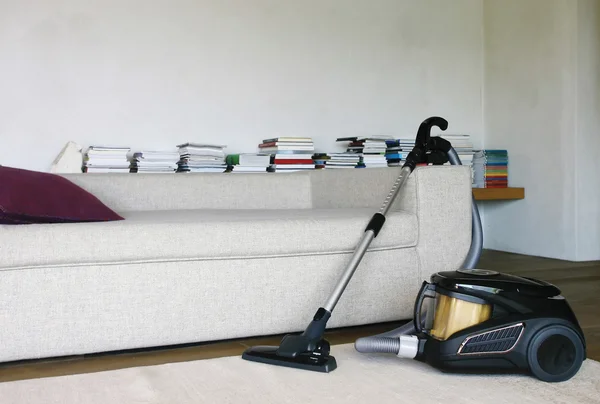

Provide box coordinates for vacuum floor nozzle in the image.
[242,345,337,373]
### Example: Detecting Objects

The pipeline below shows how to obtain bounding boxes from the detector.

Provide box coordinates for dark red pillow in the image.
[0,166,124,224]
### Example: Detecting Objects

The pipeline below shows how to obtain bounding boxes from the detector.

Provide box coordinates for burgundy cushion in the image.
[0,166,124,224]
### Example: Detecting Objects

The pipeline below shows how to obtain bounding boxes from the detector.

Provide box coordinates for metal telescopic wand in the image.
[323,117,449,313]
[323,165,412,312]
[269,117,450,361]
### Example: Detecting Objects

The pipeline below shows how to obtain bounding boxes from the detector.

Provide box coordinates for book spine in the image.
[273,159,314,164]
[225,154,240,165]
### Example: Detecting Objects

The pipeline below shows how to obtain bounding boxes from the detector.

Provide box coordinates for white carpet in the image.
[1,344,599,404]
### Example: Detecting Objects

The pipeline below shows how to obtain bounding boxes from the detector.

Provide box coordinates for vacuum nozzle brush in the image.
[242,341,337,373]
[242,307,337,372]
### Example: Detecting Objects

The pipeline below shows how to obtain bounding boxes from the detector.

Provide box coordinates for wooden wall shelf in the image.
[473,187,525,201]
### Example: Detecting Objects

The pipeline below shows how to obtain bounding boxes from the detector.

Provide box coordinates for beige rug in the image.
[1,344,599,404]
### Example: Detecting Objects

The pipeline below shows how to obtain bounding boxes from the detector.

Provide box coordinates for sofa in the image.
[0,165,473,363]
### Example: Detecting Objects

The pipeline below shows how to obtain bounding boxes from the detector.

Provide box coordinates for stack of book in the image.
[337,137,389,168]
[385,140,408,167]
[390,134,474,169]
[258,137,315,172]
[312,153,330,169]
[397,137,417,153]
[176,143,227,173]
[225,153,272,173]
[442,134,474,167]
[323,153,361,168]
[358,154,388,168]
[442,134,473,153]
[83,146,131,173]
[129,150,179,173]
[472,150,508,188]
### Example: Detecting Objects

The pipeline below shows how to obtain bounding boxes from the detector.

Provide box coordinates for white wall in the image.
[3,0,595,260]
[576,0,600,261]
[0,0,484,172]
[483,0,600,261]
[483,0,578,260]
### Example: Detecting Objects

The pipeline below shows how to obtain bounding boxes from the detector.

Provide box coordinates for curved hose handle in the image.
[404,116,449,171]
[415,116,449,151]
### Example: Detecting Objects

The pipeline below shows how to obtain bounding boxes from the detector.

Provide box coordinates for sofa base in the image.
[0,248,419,363]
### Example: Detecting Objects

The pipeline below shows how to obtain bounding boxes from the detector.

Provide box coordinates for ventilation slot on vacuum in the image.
[458,323,524,355]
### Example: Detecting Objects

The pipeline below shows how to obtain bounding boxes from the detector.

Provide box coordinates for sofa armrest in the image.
[310,165,473,282]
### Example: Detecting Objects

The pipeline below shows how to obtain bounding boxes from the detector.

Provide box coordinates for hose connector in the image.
[397,335,419,359]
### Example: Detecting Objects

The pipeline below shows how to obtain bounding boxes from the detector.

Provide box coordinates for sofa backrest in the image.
[62,172,314,211]
[309,166,418,214]
[62,166,468,214]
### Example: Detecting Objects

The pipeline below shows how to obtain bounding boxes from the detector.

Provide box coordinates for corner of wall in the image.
[479,0,488,246]
[573,0,581,260]
[573,0,600,261]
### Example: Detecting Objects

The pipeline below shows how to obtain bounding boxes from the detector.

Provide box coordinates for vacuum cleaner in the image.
[242,116,586,383]
[354,269,587,383]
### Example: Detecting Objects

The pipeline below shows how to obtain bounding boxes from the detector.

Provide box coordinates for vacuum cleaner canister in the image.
[413,269,587,382]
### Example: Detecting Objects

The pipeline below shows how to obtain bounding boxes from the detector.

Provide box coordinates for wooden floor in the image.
[1,250,598,383]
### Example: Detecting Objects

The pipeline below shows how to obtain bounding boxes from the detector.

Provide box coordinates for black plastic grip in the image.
[303,307,331,339]
[403,117,449,172]
[428,136,452,153]
[402,147,426,171]
[365,213,386,237]
[426,150,449,165]
[415,117,448,150]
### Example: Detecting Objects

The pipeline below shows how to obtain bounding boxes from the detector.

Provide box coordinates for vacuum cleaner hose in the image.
[447,147,483,270]
[355,335,419,358]
[354,145,484,356]
[355,337,399,354]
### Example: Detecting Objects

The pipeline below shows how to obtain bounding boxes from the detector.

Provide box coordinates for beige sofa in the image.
[0,165,473,363]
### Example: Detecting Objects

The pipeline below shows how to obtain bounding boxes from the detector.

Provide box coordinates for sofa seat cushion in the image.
[0,208,418,269]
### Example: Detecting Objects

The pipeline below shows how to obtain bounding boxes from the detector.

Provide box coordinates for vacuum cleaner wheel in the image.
[527,325,585,383]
